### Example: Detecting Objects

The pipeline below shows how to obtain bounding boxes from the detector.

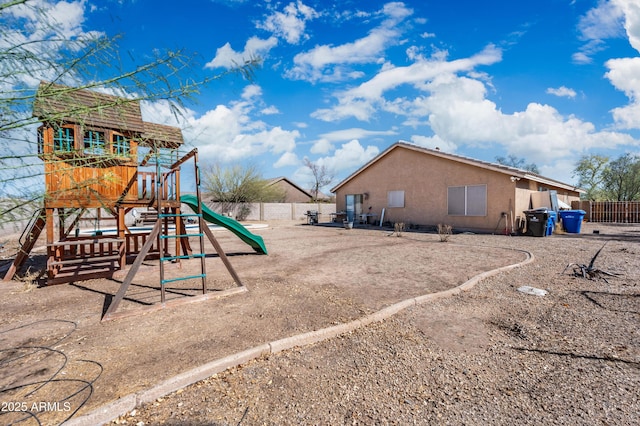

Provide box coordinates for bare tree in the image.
[495,154,540,173]
[304,158,334,202]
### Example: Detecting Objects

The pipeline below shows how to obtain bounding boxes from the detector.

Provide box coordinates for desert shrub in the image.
[236,204,252,220]
[437,223,452,242]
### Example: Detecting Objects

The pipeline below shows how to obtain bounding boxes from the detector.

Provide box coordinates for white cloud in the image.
[603,1,640,129]
[574,0,625,63]
[261,105,280,115]
[0,0,104,89]
[286,2,413,82]
[257,1,319,45]
[141,85,300,164]
[410,134,458,152]
[310,127,397,155]
[613,0,640,51]
[311,44,502,122]
[241,84,260,98]
[205,36,278,70]
[140,99,184,127]
[7,0,90,40]
[414,74,637,171]
[293,139,380,191]
[318,139,380,174]
[310,139,333,154]
[307,33,639,183]
[578,0,625,40]
[607,57,640,128]
[274,151,300,168]
[318,127,398,141]
[572,40,606,64]
[546,86,577,98]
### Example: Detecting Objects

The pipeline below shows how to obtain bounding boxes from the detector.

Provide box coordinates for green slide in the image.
[180,194,267,255]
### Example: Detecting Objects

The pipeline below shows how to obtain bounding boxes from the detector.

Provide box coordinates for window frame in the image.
[447,184,487,217]
[83,129,106,155]
[52,125,75,153]
[112,132,131,157]
[387,190,405,208]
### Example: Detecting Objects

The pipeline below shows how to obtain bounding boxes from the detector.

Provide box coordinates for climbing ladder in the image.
[3,208,46,281]
[102,148,245,320]
[157,208,207,303]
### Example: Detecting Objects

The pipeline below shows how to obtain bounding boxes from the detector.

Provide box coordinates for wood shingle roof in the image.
[33,81,145,133]
[33,81,184,147]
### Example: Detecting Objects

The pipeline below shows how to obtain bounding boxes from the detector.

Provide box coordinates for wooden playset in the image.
[3,82,265,319]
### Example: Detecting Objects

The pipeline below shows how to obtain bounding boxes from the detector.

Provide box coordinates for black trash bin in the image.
[524,208,550,237]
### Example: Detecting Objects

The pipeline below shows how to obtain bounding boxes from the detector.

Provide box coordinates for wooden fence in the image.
[574,201,640,223]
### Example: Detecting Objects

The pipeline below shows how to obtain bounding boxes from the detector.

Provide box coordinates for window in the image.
[53,126,75,152]
[387,190,405,208]
[448,184,486,216]
[37,127,44,155]
[112,133,130,156]
[83,130,105,154]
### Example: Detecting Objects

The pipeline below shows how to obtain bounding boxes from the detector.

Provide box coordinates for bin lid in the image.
[559,209,586,215]
[525,208,549,213]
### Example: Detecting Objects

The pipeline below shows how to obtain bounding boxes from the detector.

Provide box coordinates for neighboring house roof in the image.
[267,177,312,198]
[308,188,331,200]
[331,141,585,194]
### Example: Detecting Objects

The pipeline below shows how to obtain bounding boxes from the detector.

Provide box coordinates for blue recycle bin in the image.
[559,210,586,234]
[546,210,557,236]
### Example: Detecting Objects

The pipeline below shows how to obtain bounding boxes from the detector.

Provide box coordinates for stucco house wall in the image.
[332,142,582,233]
[268,177,312,203]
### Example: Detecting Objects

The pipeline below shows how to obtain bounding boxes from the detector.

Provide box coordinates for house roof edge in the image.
[331,141,585,194]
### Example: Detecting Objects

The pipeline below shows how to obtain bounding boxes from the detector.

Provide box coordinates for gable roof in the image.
[33,81,145,133]
[331,141,584,194]
[308,188,331,200]
[267,177,312,198]
[33,81,183,147]
[140,122,184,148]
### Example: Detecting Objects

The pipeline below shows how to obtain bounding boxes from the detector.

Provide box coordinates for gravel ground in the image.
[110,223,638,425]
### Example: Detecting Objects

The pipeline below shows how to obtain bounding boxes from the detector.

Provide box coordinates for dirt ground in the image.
[0,220,638,425]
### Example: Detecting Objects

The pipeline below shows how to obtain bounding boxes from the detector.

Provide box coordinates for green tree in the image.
[573,154,609,201]
[601,153,640,201]
[0,0,258,225]
[495,154,540,174]
[201,163,285,219]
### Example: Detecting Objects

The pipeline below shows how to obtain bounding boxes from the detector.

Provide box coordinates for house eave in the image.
[331,141,585,195]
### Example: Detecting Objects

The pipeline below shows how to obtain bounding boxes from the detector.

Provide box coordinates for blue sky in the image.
[10,0,640,192]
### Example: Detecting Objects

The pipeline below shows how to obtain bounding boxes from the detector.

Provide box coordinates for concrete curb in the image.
[136,344,272,406]
[64,396,137,426]
[66,247,534,426]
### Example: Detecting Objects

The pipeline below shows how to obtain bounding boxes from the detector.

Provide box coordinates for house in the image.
[331,142,584,233]
[267,177,312,203]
